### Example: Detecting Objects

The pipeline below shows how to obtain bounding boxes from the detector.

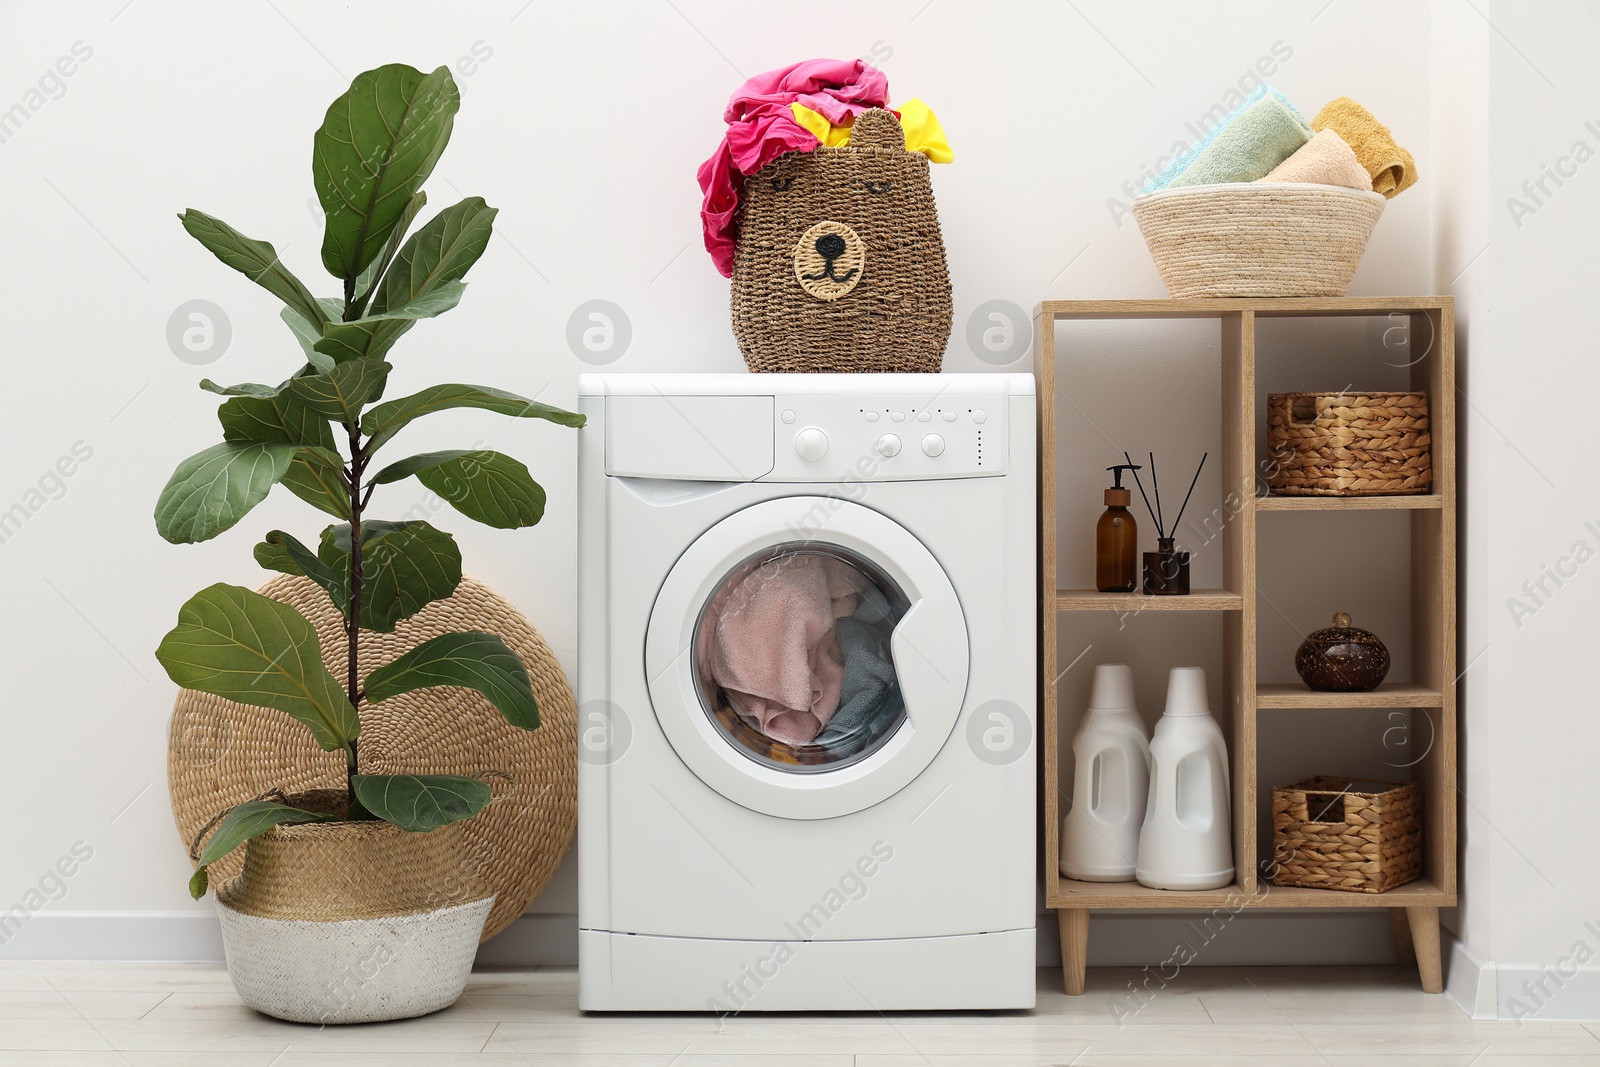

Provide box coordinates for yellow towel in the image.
[1310,97,1417,198]
[1258,129,1374,191]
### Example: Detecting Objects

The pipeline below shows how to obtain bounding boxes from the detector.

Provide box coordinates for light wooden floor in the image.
[0,963,1597,1065]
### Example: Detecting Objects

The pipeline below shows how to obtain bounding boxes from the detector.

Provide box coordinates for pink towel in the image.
[697,59,890,277]
[698,553,867,745]
[1257,129,1372,191]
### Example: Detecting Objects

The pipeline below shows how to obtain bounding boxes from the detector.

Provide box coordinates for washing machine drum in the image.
[645,497,970,820]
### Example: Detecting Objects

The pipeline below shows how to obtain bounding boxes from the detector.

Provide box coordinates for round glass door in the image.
[645,496,969,820]
[694,543,909,774]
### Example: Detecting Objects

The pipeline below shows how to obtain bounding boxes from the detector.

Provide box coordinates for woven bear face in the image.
[730,108,953,373]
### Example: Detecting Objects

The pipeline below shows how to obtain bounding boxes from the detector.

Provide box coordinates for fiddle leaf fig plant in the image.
[154,63,584,900]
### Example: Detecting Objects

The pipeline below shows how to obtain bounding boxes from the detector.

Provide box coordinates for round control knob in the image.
[971,409,988,424]
[921,433,946,457]
[875,433,902,458]
[794,427,829,462]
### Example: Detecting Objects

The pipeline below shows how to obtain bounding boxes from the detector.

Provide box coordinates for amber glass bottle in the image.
[1096,466,1139,592]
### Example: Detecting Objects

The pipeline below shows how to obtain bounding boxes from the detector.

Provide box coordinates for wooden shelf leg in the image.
[1389,907,1417,968]
[1406,905,1443,993]
[1059,908,1089,996]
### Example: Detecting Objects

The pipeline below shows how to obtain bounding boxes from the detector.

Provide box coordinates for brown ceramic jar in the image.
[1295,612,1391,692]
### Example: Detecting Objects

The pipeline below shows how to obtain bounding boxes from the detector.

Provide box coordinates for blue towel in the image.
[1142,86,1311,193]
[813,583,900,749]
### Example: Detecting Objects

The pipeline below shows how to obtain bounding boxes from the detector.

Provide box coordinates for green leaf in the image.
[217,393,337,450]
[317,520,462,633]
[284,358,391,424]
[156,583,361,751]
[189,800,336,898]
[177,209,329,331]
[154,442,300,544]
[200,379,281,398]
[281,449,351,518]
[313,64,459,281]
[354,190,426,307]
[370,197,497,315]
[363,630,538,729]
[370,450,546,529]
[311,281,465,365]
[255,528,343,600]
[351,774,491,832]
[280,298,345,373]
[363,384,585,450]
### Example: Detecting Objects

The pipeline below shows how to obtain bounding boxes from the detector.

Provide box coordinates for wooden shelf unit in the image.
[1035,297,1456,996]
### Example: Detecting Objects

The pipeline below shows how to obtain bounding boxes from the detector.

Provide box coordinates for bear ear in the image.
[849,108,905,151]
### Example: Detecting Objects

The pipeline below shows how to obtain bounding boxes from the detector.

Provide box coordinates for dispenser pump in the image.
[1105,463,1141,507]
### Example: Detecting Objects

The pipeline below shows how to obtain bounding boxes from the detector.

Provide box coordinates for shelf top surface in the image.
[1037,296,1452,319]
[1049,873,1454,909]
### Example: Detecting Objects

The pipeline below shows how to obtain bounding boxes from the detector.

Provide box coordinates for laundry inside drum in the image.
[693,542,910,773]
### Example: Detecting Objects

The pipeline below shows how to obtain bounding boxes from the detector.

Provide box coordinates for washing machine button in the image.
[864,411,880,422]
[890,411,906,423]
[916,410,932,423]
[971,409,988,424]
[794,427,829,462]
[781,409,797,424]
[921,433,946,457]
[875,433,902,458]
[941,410,957,422]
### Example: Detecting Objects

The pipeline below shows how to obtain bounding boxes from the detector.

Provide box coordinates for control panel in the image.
[765,394,1006,482]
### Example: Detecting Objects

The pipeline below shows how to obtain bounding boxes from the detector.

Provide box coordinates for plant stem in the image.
[344,421,368,808]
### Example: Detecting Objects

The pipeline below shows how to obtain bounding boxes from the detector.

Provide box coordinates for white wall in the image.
[0,0,1587,1010]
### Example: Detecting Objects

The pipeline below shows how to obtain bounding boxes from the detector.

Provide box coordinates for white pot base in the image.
[216,895,494,1024]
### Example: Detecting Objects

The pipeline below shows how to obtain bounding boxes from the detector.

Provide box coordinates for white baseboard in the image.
[1446,933,1498,1018]
[1492,963,1600,1023]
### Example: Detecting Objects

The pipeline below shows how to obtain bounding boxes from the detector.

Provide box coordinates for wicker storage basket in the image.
[730,108,952,372]
[1271,776,1421,894]
[1267,391,1432,496]
[1132,183,1385,298]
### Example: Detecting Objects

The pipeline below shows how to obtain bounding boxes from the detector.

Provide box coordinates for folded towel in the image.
[1310,97,1417,198]
[1166,91,1313,189]
[1144,86,1311,193]
[1257,129,1373,190]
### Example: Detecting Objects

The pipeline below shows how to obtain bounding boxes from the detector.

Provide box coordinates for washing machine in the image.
[576,373,1036,1012]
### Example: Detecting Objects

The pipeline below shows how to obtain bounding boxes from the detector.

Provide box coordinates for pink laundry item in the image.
[1257,129,1373,191]
[698,553,868,745]
[697,59,890,277]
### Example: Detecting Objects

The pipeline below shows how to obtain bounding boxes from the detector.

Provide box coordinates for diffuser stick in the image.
[1171,452,1209,532]
[1149,452,1164,538]
[1124,451,1158,535]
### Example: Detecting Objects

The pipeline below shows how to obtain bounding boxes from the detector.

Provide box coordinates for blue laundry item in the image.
[813,583,901,749]
[1142,86,1310,193]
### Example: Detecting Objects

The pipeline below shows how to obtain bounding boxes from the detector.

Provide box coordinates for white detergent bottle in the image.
[1060,664,1150,881]
[1135,667,1235,891]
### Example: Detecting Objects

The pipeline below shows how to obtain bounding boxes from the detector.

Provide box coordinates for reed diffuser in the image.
[1125,450,1207,596]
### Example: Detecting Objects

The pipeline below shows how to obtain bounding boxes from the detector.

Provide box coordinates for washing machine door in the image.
[645,496,970,820]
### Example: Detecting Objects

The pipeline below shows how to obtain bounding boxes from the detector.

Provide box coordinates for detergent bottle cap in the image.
[1163,667,1212,717]
[1088,663,1137,711]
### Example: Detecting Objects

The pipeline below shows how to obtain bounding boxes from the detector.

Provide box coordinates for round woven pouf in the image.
[168,575,577,943]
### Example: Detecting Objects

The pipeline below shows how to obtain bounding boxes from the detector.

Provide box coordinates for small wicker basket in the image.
[1271,776,1421,894]
[1267,391,1432,496]
[1132,183,1385,298]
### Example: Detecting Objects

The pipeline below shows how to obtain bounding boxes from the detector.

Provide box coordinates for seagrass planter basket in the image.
[1267,391,1432,496]
[1271,776,1422,894]
[1132,183,1385,298]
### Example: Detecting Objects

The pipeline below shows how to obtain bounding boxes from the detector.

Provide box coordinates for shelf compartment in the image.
[1257,494,1442,512]
[1050,872,1455,910]
[1056,588,1244,612]
[1256,682,1444,708]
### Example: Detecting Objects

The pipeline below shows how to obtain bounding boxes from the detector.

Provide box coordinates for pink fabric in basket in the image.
[697,58,890,277]
[698,553,868,745]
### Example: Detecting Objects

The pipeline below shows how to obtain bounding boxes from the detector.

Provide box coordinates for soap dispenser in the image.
[1096,464,1141,592]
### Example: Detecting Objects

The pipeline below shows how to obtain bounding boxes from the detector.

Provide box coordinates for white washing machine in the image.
[576,373,1036,1012]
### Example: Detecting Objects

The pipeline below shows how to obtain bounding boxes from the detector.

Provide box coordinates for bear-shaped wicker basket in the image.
[730,108,952,373]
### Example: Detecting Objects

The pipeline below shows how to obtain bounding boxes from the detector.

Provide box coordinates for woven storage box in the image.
[1132,183,1385,298]
[1267,391,1432,496]
[1271,776,1421,893]
[730,108,952,372]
